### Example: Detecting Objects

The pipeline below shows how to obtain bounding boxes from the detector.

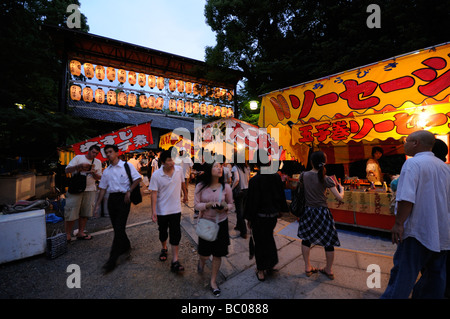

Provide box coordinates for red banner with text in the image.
[71,122,153,161]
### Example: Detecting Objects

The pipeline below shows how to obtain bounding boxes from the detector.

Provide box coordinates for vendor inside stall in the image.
[366,146,384,184]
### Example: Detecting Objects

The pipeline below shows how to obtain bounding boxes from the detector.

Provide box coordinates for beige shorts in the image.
[64,191,96,222]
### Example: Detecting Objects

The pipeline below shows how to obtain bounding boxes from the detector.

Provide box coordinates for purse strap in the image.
[86,158,95,175]
[214,185,223,224]
[124,162,133,187]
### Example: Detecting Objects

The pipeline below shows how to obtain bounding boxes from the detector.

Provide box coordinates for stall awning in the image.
[259,42,450,145]
[196,118,309,164]
[159,131,194,155]
[291,100,449,145]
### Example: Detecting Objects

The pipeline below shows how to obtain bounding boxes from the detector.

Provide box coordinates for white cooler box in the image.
[0,209,46,264]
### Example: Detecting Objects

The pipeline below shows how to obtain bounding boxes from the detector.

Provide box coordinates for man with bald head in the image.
[381,130,450,299]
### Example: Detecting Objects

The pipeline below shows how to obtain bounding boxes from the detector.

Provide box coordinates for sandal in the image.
[319,268,335,280]
[256,270,265,282]
[159,249,168,261]
[171,260,185,272]
[210,286,221,297]
[76,234,93,240]
[305,267,318,277]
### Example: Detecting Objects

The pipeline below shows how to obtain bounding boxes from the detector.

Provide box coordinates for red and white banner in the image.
[71,122,153,161]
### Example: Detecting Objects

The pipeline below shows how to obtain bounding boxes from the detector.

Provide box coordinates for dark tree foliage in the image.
[205,0,450,103]
[0,1,92,163]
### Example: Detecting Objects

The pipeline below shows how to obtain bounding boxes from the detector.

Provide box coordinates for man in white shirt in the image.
[174,147,194,189]
[94,144,142,274]
[381,130,450,299]
[64,145,102,242]
[149,149,187,272]
[151,150,161,177]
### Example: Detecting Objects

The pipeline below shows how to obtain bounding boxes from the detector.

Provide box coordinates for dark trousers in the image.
[157,213,182,246]
[107,193,131,262]
[234,189,248,235]
[252,217,278,271]
[381,237,447,299]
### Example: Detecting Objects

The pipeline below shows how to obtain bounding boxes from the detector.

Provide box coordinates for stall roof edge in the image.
[68,100,196,133]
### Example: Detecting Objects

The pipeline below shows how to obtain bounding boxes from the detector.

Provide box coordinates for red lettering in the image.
[339,80,380,110]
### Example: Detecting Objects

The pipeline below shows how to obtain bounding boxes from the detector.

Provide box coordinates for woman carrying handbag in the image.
[297,151,344,280]
[194,158,233,297]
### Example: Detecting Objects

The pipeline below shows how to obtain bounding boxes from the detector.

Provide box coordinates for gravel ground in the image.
[0,184,216,299]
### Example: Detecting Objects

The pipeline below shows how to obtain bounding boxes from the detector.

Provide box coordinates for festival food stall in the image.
[258,42,450,231]
[159,131,194,155]
[196,117,307,163]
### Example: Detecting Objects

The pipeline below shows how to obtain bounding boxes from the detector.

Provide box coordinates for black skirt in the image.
[198,219,230,257]
[297,206,340,247]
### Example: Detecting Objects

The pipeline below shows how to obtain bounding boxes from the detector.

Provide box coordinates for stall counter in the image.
[327,189,395,231]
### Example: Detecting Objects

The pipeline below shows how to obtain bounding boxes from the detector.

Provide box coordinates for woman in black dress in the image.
[245,150,288,281]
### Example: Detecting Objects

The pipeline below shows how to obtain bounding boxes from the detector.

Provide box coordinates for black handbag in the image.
[124,162,142,205]
[68,158,94,194]
[290,173,306,218]
[232,172,241,198]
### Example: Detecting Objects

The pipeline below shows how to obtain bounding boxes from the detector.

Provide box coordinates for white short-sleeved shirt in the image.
[175,156,193,179]
[148,165,184,216]
[98,160,141,193]
[66,155,102,192]
[396,151,450,252]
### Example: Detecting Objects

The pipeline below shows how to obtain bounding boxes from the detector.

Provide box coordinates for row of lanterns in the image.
[69,60,234,101]
[69,85,234,117]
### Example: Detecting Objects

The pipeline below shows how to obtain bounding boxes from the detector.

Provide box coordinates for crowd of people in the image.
[62,130,449,299]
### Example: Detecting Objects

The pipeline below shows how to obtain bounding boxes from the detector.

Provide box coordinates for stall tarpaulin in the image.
[265,122,310,164]
[197,118,286,162]
[71,122,153,161]
[259,42,450,141]
[291,100,450,146]
[159,131,194,155]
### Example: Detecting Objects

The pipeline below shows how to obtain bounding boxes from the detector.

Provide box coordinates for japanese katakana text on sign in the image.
[259,43,450,130]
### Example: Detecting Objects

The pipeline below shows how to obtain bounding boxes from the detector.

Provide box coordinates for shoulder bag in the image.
[290,172,306,218]
[124,162,142,205]
[196,186,222,242]
[68,158,94,194]
[232,167,242,198]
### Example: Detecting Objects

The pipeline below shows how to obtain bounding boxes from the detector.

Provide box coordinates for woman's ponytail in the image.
[310,151,327,184]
